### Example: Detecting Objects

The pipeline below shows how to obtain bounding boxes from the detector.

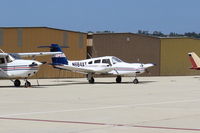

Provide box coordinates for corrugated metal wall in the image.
[2,28,200,77]
[160,38,200,76]
[0,27,87,78]
[93,33,160,76]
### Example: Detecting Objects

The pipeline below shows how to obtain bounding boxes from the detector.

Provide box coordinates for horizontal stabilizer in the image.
[11,52,62,58]
[38,45,69,48]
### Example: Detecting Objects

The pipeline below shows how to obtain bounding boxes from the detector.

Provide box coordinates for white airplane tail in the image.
[188,52,200,70]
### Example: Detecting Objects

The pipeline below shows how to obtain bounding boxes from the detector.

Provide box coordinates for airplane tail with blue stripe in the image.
[50,44,68,65]
[39,44,68,65]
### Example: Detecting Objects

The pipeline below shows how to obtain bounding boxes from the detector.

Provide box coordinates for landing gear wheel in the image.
[14,79,21,87]
[25,81,31,87]
[133,79,139,84]
[88,77,95,84]
[116,76,122,83]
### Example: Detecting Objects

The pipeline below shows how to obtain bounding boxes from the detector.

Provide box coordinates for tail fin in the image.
[188,52,200,70]
[39,44,68,65]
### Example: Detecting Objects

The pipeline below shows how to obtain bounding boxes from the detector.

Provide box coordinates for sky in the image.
[0,0,200,34]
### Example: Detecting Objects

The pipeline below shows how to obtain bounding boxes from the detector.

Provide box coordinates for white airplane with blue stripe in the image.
[46,44,155,84]
[0,49,61,87]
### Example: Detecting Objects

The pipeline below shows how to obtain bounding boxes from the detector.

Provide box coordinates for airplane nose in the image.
[29,61,42,67]
[36,61,42,66]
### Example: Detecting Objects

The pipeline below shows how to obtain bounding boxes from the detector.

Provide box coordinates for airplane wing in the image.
[54,65,114,74]
[10,52,62,58]
[95,67,115,73]
[0,53,8,56]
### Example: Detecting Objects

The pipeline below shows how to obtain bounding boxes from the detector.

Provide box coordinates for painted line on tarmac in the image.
[0,117,200,131]
[1,98,200,117]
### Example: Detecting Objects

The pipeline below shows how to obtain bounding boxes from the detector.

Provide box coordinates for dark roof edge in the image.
[93,32,200,40]
[93,32,160,39]
[159,36,200,40]
[0,26,86,34]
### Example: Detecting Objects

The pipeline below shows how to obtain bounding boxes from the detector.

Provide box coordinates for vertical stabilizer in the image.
[188,52,200,70]
[50,44,68,65]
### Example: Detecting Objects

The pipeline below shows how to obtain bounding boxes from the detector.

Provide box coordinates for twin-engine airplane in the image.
[0,50,61,87]
[42,44,155,84]
[188,52,200,70]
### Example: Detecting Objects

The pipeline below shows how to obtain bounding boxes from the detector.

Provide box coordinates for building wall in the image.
[160,38,200,76]
[93,33,160,76]
[0,27,87,78]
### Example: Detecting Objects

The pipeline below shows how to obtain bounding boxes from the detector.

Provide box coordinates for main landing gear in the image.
[13,79,31,87]
[115,75,139,84]
[14,79,21,87]
[116,75,122,83]
[87,73,95,84]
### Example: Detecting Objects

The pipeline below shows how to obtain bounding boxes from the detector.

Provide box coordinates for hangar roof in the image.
[93,32,200,40]
[0,26,86,34]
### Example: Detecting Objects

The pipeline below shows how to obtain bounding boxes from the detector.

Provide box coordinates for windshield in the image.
[112,57,123,64]
[6,55,14,63]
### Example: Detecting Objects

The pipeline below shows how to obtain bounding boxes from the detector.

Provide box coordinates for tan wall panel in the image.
[67,32,86,78]
[93,34,160,76]
[0,27,87,78]
[1,29,21,53]
[160,38,200,76]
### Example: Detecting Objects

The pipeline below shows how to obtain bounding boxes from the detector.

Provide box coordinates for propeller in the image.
[41,61,47,64]
[29,61,44,67]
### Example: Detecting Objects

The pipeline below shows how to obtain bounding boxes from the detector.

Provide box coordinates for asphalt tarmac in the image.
[0,76,200,133]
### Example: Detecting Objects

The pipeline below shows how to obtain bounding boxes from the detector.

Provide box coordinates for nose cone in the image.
[143,63,155,68]
[36,61,42,66]
[29,61,42,67]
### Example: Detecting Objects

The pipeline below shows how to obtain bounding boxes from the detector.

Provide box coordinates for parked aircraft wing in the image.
[53,65,114,74]
[10,52,62,58]
[94,67,115,73]
[53,65,95,73]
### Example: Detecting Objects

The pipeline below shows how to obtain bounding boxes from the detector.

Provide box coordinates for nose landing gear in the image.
[87,73,95,84]
[25,79,31,87]
[133,77,139,84]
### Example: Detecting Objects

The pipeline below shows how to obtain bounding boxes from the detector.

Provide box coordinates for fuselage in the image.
[0,59,41,79]
[65,56,146,76]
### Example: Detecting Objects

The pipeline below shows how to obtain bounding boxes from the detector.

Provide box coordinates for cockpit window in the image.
[112,57,122,64]
[6,56,12,63]
[102,59,112,66]
[0,58,5,64]
[94,59,101,63]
